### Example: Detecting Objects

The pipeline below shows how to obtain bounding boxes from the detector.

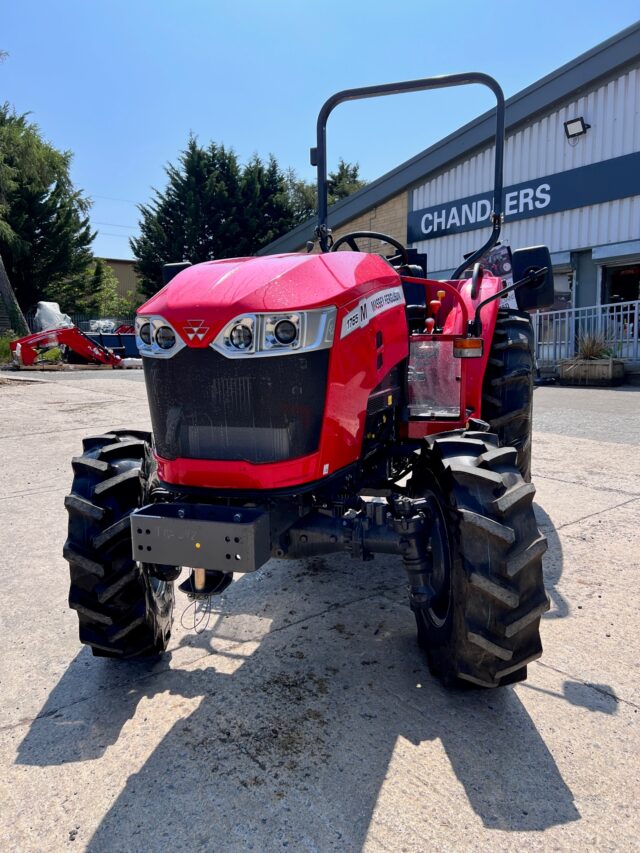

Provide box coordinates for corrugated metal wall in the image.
[411,66,640,273]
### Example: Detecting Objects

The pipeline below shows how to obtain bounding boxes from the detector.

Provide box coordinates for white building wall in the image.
[411,66,640,273]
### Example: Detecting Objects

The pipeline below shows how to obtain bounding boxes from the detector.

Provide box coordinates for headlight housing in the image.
[155,325,177,350]
[136,307,337,359]
[264,314,300,349]
[135,316,184,358]
[212,307,336,358]
[224,317,256,353]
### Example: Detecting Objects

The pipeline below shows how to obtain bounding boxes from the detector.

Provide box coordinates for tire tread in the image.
[412,429,548,689]
[63,433,174,659]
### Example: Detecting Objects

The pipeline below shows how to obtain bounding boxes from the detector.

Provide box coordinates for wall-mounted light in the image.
[564,117,591,139]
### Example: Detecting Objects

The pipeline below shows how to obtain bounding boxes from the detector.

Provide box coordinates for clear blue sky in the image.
[3,1,639,259]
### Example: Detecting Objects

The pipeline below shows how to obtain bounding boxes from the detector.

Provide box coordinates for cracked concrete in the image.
[0,375,639,852]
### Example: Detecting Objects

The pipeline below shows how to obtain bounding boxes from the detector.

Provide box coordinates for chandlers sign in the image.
[406,151,640,243]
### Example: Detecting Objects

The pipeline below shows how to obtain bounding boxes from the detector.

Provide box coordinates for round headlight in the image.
[274,319,298,345]
[229,323,253,350]
[139,322,152,345]
[155,325,176,350]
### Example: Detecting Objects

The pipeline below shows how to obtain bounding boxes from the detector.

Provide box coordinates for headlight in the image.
[264,315,300,349]
[220,317,255,354]
[229,323,253,350]
[212,307,336,358]
[275,320,297,344]
[136,316,185,358]
[155,326,176,350]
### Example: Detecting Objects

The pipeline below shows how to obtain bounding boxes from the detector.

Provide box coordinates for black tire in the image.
[481,309,534,482]
[410,429,549,688]
[63,431,174,658]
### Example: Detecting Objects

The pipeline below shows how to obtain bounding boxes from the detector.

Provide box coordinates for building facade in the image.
[407,64,640,311]
[263,23,640,366]
[103,258,141,301]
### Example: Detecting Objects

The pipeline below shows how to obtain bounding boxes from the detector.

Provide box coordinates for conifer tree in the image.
[326,158,366,202]
[131,136,367,297]
[132,138,247,296]
[0,103,94,310]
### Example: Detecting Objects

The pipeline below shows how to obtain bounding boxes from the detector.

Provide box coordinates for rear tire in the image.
[63,431,174,658]
[481,309,534,481]
[410,430,549,688]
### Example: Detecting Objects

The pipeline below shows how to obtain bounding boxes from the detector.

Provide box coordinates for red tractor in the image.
[64,73,553,688]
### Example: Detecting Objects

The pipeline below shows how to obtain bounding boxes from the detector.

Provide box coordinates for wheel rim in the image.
[138,562,168,599]
[149,575,167,596]
[424,495,452,628]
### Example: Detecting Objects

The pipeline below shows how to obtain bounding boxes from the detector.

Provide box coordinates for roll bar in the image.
[310,72,505,278]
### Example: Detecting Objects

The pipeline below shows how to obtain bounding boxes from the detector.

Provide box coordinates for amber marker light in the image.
[453,337,483,358]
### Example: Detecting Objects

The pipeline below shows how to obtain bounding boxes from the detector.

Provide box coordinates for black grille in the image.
[144,347,329,463]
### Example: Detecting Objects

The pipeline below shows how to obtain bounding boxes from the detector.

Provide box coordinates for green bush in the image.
[0,332,61,364]
[41,346,61,363]
[576,333,612,360]
[0,331,17,363]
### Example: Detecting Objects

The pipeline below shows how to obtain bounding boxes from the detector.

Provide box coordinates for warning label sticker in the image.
[340,286,405,339]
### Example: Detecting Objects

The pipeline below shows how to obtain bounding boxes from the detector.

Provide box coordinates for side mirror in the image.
[511,246,554,310]
[162,261,192,286]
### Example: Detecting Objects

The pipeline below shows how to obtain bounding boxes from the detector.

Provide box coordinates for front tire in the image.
[481,309,534,481]
[63,431,174,658]
[410,430,549,688]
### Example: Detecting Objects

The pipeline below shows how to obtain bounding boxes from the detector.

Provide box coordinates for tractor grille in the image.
[143,347,329,464]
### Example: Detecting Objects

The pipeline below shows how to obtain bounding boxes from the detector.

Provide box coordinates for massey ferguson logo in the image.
[340,286,405,339]
[182,320,209,341]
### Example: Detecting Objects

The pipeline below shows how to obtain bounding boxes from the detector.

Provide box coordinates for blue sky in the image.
[2,1,639,259]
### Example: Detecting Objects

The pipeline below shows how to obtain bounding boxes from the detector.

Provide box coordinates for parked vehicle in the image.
[64,73,554,688]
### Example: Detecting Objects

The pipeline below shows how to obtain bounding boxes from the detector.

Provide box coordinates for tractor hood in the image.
[138,252,399,348]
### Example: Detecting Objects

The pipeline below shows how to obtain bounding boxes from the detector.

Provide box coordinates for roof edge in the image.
[260,20,640,255]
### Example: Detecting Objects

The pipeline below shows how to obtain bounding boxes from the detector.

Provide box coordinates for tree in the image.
[131,134,368,296]
[132,139,296,296]
[284,160,367,226]
[284,168,317,224]
[0,252,28,335]
[56,258,139,317]
[85,259,132,317]
[131,138,244,296]
[326,158,366,202]
[0,103,95,310]
[240,155,296,253]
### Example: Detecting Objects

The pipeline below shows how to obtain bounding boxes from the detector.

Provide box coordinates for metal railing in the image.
[533,300,640,366]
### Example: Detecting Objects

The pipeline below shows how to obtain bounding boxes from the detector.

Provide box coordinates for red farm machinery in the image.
[10,325,125,368]
[9,302,139,368]
[64,73,554,689]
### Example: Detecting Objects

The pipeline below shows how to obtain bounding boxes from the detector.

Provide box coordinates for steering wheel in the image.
[330,230,409,266]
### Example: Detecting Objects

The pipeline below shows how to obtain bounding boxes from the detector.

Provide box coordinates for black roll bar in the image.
[310,72,505,278]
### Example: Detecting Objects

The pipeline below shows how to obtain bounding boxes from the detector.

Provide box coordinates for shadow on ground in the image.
[16,541,588,850]
[535,503,570,619]
[522,678,619,714]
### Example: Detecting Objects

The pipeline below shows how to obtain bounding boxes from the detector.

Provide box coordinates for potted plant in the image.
[558,333,625,386]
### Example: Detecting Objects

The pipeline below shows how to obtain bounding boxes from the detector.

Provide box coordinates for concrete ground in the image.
[0,372,638,852]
